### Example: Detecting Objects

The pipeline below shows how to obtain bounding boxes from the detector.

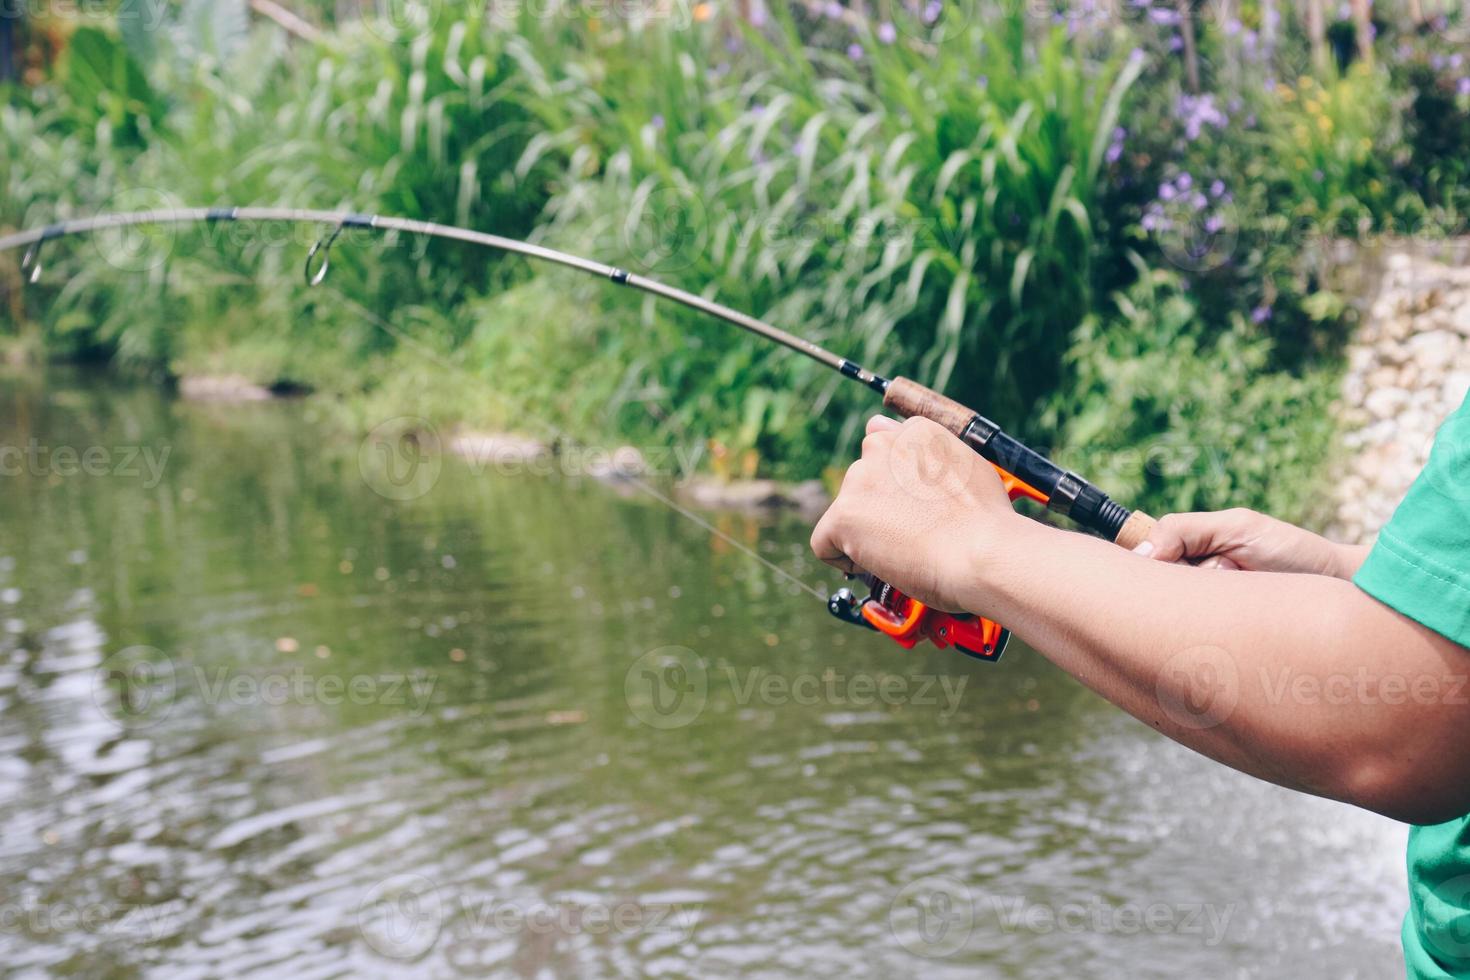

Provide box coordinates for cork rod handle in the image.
[1112,510,1157,550]
[881,376,978,438]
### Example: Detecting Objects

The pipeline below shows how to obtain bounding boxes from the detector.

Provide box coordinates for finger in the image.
[859,429,895,458]
[809,509,856,572]
[1136,511,1237,564]
[1198,555,1242,570]
[865,414,902,435]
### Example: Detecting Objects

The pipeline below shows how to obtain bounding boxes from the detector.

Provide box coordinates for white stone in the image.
[1443,371,1470,409]
[1363,387,1409,420]
[1407,330,1461,369]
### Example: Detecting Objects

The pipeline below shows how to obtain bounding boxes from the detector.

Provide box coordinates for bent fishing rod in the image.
[0,206,1157,662]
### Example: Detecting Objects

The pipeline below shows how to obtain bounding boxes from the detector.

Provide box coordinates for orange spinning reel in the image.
[826,465,1049,663]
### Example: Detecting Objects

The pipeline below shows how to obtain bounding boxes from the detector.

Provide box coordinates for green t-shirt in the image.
[1354,392,1470,978]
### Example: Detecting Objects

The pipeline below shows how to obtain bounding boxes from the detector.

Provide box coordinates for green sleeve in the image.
[1353,394,1470,647]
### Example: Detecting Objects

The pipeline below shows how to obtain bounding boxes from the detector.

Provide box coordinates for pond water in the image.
[0,367,1408,978]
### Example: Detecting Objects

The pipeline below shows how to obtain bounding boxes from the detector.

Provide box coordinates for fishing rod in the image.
[0,206,1156,662]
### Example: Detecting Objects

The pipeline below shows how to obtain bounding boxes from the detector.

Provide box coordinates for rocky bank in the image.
[1330,244,1470,544]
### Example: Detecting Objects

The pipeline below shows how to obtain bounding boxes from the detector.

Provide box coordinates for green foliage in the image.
[1392,40,1470,215]
[1048,267,1339,525]
[5,6,554,376]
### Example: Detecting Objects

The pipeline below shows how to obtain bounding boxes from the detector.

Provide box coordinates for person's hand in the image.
[809,415,1020,611]
[1135,508,1368,579]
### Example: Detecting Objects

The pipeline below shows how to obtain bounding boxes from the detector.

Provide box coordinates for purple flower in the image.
[823,0,843,18]
[877,21,897,43]
[1175,95,1228,141]
[923,0,943,24]
[1210,179,1225,197]
[1313,169,1325,181]
[1149,7,1181,24]
[847,42,864,60]
[1458,77,1470,96]
[977,74,988,89]
[651,114,665,130]
[1129,47,1146,64]
[1169,34,1184,51]
[1251,305,1272,323]
[1204,214,1224,233]
[1160,183,1177,201]
[1177,172,1192,190]
[1191,192,1208,209]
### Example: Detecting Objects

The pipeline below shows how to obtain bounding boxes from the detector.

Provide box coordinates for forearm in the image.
[964,516,1466,821]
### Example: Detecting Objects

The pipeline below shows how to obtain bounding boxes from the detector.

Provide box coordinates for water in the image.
[0,367,1408,978]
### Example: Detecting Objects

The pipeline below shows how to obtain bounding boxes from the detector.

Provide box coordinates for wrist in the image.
[949,509,1031,612]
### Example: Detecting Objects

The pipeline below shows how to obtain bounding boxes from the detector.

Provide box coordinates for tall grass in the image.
[508,2,1141,475]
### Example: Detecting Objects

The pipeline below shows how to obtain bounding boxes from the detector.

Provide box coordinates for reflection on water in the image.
[0,368,1406,977]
